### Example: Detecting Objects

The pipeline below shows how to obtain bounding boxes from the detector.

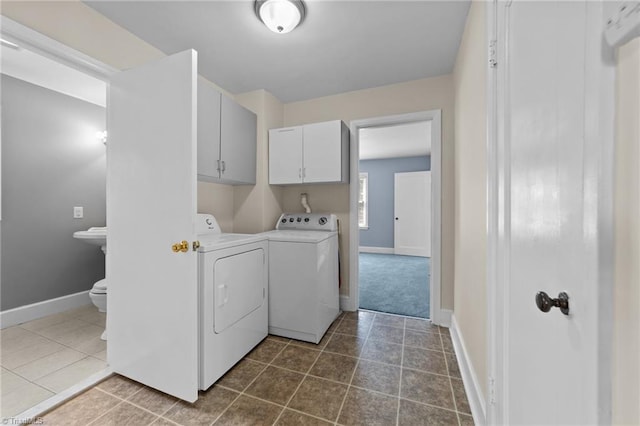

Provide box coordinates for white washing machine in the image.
[262,213,340,344]
[196,214,268,390]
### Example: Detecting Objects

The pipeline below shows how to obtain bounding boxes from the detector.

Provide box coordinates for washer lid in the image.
[261,230,336,243]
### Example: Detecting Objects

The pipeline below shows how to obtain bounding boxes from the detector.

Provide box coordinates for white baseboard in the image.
[437,308,452,327]
[340,294,356,312]
[0,290,92,329]
[359,246,394,254]
[450,315,487,426]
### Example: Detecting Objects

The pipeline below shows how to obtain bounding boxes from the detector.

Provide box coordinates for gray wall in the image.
[359,155,430,248]
[1,75,106,311]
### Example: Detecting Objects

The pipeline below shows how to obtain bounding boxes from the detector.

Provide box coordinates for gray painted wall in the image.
[359,156,430,248]
[1,75,106,311]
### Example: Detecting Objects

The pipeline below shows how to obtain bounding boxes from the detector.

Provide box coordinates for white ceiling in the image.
[84,0,470,103]
[359,121,431,160]
[1,43,106,107]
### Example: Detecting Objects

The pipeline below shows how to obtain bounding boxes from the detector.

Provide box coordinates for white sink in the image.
[74,227,107,254]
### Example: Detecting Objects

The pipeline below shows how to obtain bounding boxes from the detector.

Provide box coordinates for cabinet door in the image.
[269,127,303,184]
[303,120,343,183]
[220,95,257,184]
[197,81,221,182]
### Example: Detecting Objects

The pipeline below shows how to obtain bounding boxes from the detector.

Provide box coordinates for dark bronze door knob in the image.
[535,291,570,315]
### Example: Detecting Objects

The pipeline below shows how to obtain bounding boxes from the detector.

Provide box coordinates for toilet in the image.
[73,226,108,340]
[90,278,107,312]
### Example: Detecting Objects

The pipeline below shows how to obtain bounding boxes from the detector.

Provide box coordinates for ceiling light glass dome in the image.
[255,0,306,34]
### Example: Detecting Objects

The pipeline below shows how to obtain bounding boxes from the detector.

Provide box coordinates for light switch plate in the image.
[73,206,83,219]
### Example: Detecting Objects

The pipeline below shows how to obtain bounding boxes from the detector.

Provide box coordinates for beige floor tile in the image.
[150,418,178,426]
[35,356,108,393]
[324,333,366,358]
[74,310,106,327]
[445,352,461,378]
[360,339,403,365]
[460,413,475,425]
[372,313,405,329]
[74,334,107,355]
[404,330,443,351]
[34,319,90,341]
[65,305,99,318]
[93,349,108,362]
[335,319,372,337]
[1,328,53,355]
[288,331,332,350]
[1,367,32,396]
[246,339,287,363]
[53,324,104,349]
[13,348,86,381]
[405,317,440,334]
[403,347,448,376]
[0,381,54,419]
[368,324,405,345]
[451,378,471,415]
[342,311,375,323]
[0,338,66,370]
[18,312,75,333]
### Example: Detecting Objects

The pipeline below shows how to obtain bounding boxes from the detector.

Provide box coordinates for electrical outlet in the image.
[73,206,84,219]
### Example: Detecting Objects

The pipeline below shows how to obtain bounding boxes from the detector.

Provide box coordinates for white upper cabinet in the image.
[269,120,349,185]
[197,82,257,185]
[269,126,304,184]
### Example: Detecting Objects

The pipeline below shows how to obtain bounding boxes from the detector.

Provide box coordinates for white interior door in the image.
[492,1,614,423]
[394,171,431,257]
[107,50,198,402]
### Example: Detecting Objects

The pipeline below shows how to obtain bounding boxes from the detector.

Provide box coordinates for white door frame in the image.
[486,1,616,424]
[348,110,443,324]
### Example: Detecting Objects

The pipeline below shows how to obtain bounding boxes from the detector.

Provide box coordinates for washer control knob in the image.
[304,218,310,223]
[281,218,287,224]
[319,217,328,225]
[289,218,294,222]
[297,217,302,222]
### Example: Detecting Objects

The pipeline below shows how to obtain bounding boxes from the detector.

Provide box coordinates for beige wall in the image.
[452,0,487,396]
[613,37,640,426]
[283,75,455,306]
[234,90,284,233]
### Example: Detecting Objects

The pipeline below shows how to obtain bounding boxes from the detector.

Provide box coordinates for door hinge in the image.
[489,39,497,68]
[489,376,496,404]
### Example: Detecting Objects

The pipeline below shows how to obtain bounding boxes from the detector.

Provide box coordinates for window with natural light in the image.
[359,172,368,229]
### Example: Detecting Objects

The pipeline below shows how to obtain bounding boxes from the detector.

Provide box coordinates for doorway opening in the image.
[1,17,115,419]
[349,110,443,323]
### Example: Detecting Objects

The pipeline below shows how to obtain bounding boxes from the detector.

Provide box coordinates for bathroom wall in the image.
[1,75,106,311]
[359,156,430,248]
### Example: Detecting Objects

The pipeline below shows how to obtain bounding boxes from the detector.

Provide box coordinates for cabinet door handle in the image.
[298,168,302,179]
[302,167,306,178]
[221,160,226,173]
[216,159,221,172]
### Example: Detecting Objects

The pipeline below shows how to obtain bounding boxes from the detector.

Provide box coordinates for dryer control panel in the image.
[275,213,338,232]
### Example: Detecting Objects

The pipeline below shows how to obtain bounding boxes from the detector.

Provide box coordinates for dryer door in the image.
[214,248,265,333]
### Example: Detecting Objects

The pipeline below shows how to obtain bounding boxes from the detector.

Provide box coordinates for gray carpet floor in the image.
[358,253,430,319]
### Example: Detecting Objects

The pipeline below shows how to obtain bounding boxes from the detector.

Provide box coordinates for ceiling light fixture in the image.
[255,0,305,34]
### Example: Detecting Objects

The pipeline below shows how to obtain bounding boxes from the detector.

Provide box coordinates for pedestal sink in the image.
[74,227,107,340]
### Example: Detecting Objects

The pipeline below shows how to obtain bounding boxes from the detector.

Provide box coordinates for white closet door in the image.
[394,171,431,257]
[107,50,199,402]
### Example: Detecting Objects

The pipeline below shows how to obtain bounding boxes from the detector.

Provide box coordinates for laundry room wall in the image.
[1,75,106,311]
[359,156,431,249]
[282,75,455,309]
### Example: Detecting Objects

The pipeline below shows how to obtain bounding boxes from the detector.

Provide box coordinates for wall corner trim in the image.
[450,314,487,425]
[0,291,92,329]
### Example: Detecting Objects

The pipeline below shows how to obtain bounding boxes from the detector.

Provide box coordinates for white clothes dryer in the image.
[196,214,268,390]
[262,213,340,344]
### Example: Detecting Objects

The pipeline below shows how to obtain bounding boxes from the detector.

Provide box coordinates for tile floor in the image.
[1,305,108,418]
[37,310,473,425]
